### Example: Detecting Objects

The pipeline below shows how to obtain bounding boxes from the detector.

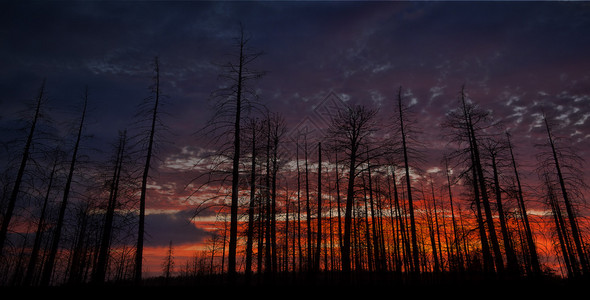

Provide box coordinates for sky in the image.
[2,0,590,275]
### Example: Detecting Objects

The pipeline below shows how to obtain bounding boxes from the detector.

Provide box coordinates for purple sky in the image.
[2,1,590,248]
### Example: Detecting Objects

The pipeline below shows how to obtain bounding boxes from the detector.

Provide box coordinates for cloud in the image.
[145,208,209,247]
[575,113,590,126]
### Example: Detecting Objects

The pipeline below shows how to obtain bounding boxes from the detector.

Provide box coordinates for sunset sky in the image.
[2,1,590,275]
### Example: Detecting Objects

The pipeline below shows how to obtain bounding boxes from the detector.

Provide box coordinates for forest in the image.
[1,27,590,290]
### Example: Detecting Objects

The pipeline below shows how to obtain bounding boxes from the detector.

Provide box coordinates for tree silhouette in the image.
[244,117,262,278]
[506,131,541,277]
[443,86,501,274]
[22,147,63,286]
[0,80,46,258]
[134,57,164,284]
[40,86,88,286]
[92,130,127,284]
[327,104,378,275]
[537,113,589,276]
[395,86,421,274]
[162,240,175,281]
[482,135,520,275]
[200,24,265,278]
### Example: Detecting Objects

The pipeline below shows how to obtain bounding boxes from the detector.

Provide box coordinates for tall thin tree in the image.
[93,130,127,283]
[205,24,265,278]
[135,57,162,284]
[0,79,45,257]
[542,114,589,275]
[506,131,541,276]
[327,104,378,274]
[396,86,420,274]
[315,142,322,272]
[23,147,61,286]
[40,87,88,286]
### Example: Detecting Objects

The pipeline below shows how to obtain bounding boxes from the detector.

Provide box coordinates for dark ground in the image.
[3,272,587,298]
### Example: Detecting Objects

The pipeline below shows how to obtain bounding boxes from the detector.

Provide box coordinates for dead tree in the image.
[92,130,127,283]
[442,86,500,274]
[245,118,261,277]
[269,113,286,273]
[314,142,322,272]
[483,136,519,275]
[543,171,576,278]
[459,88,504,275]
[200,24,265,278]
[0,80,46,258]
[40,87,88,286]
[443,156,464,272]
[538,114,589,276]
[395,86,421,274]
[327,104,378,274]
[162,240,174,280]
[134,57,164,284]
[23,147,61,286]
[506,131,541,277]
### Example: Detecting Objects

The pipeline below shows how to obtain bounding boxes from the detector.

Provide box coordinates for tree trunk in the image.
[545,173,576,278]
[366,149,380,271]
[296,139,303,273]
[271,118,280,273]
[544,116,589,275]
[41,87,87,286]
[315,142,322,272]
[430,178,443,272]
[264,117,272,274]
[23,148,58,286]
[470,128,504,274]
[304,138,312,272]
[490,153,519,275]
[506,132,541,277]
[93,131,126,283]
[460,86,502,274]
[335,153,343,272]
[245,120,257,277]
[135,57,161,284]
[341,146,356,274]
[0,80,45,256]
[397,87,420,274]
[444,157,464,272]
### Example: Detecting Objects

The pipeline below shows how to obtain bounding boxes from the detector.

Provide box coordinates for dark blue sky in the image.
[2,1,590,249]
[3,1,589,136]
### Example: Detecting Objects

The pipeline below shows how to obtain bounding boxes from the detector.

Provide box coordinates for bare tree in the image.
[537,113,589,276]
[134,57,164,284]
[92,130,127,284]
[327,104,378,274]
[482,136,519,275]
[0,80,46,258]
[162,240,175,280]
[443,156,464,272]
[442,86,502,274]
[199,24,265,278]
[506,131,541,277]
[269,112,286,273]
[314,141,322,272]
[394,86,421,274]
[244,117,262,277]
[40,87,88,286]
[22,147,63,286]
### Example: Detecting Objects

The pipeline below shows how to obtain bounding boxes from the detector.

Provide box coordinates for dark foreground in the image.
[3,272,588,298]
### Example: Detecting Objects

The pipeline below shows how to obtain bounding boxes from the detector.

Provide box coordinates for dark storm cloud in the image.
[1,1,239,145]
[2,1,590,200]
[144,208,208,247]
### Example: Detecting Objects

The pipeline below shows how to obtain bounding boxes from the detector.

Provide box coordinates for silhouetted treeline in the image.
[1,27,589,288]
[184,81,590,287]
[0,56,166,286]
